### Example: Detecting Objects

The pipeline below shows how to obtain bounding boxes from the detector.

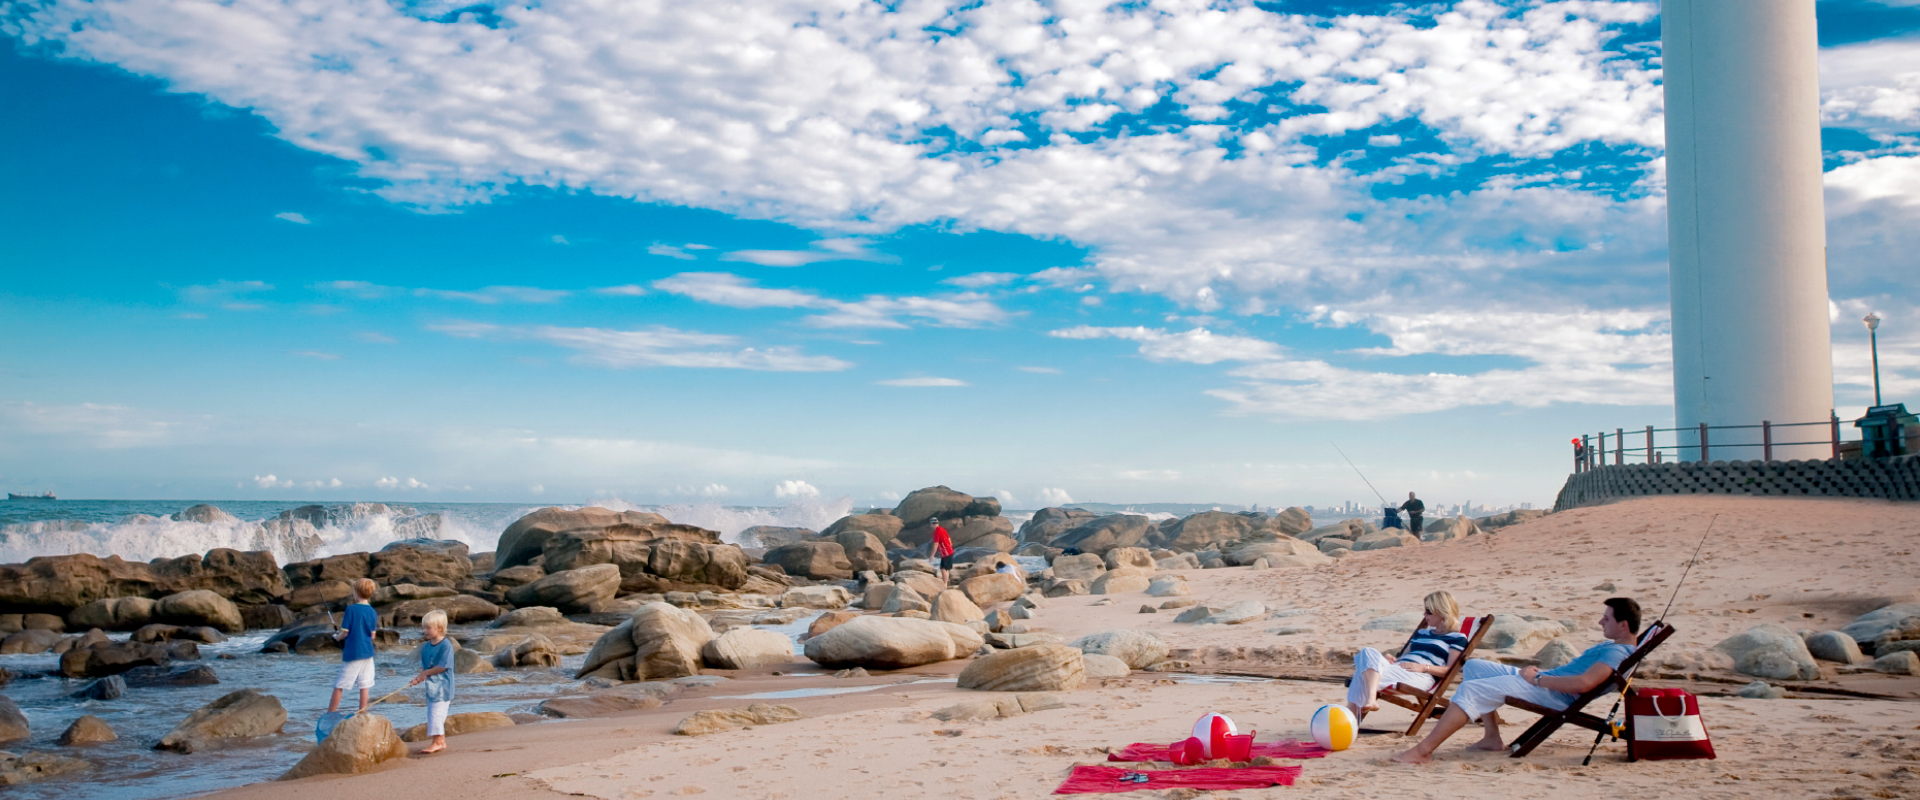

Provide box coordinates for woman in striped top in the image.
[1345,591,1470,722]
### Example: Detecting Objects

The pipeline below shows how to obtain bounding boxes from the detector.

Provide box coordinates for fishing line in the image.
[1330,442,1388,506]
[1658,513,1717,624]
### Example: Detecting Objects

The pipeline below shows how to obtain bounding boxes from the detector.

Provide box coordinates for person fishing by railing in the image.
[1400,492,1425,537]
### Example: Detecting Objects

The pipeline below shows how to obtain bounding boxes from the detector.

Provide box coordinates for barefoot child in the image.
[328,578,379,714]
[408,609,456,754]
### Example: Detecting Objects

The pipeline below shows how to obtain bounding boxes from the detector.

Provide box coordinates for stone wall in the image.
[1554,455,1920,511]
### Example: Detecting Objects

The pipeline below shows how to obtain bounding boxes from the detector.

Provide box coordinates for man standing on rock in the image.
[1400,492,1426,537]
[929,517,955,585]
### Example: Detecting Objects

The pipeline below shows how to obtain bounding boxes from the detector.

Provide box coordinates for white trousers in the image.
[1449,659,1570,722]
[1347,647,1437,711]
[427,701,451,737]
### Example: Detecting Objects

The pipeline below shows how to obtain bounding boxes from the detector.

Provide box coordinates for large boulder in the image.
[282,553,372,589]
[1806,631,1863,664]
[646,540,750,590]
[780,585,853,609]
[1353,531,1419,551]
[506,564,620,613]
[1840,603,1920,653]
[490,634,561,669]
[154,590,244,633]
[576,602,713,681]
[1297,518,1371,544]
[59,714,117,745]
[1713,624,1821,681]
[830,530,892,576]
[1019,507,1099,544]
[929,589,986,624]
[1223,539,1328,568]
[1050,553,1107,582]
[0,629,62,655]
[1069,630,1168,670]
[701,628,795,670]
[957,644,1086,692]
[60,640,174,678]
[278,712,406,779]
[892,486,976,524]
[1270,507,1312,536]
[803,616,982,670]
[66,597,156,631]
[1050,516,1153,555]
[1478,617,1569,652]
[368,540,471,588]
[891,570,945,601]
[1421,516,1482,542]
[882,583,932,614]
[960,573,1024,606]
[1091,569,1152,595]
[0,550,286,616]
[821,514,906,545]
[763,542,854,581]
[381,595,502,627]
[155,689,286,753]
[495,507,671,570]
[0,697,26,744]
[1154,512,1254,552]
[1103,548,1156,572]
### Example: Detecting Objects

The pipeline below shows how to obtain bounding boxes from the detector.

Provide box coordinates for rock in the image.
[1841,603,1920,653]
[491,634,561,669]
[1199,601,1266,625]
[803,616,981,670]
[804,610,858,641]
[1069,630,1169,670]
[155,689,287,753]
[0,751,92,785]
[0,697,26,743]
[1875,651,1920,675]
[881,584,930,614]
[1712,624,1821,681]
[173,504,237,523]
[1478,616,1568,652]
[1042,579,1089,597]
[1089,569,1150,595]
[1352,531,1419,551]
[781,585,853,610]
[1155,511,1255,552]
[1268,506,1312,535]
[153,590,244,633]
[1103,547,1156,572]
[739,526,818,549]
[0,549,286,616]
[930,589,986,624]
[702,628,795,670]
[891,570,946,602]
[1145,576,1190,597]
[1297,518,1371,544]
[399,711,515,742]
[1019,507,1099,544]
[59,640,174,678]
[1203,558,1228,569]
[506,564,620,613]
[367,540,473,588]
[1534,639,1579,670]
[0,629,62,655]
[66,597,156,631]
[539,686,668,718]
[1173,606,1218,623]
[892,486,977,524]
[1155,553,1201,570]
[382,594,502,627]
[495,507,669,570]
[1160,598,1196,609]
[822,513,907,546]
[121,665,219,687]
[58,714,116,745]
[1805,631,1863,664]
[829,530,892,576]
[287,580,354,612]
[1421,516,1482,542]
[1224,539,1328,567]
[1316,538,1353,554]
[278,712,406,779]
[1737,681,1786,699]
[490,606,568,629]
[862,581,894,610]
[958,644,1086,692]
[489,565,546,589]
[1050,515,1153,555]
[672,703,804,736]
[984,632,1067,649]
[133,624,225,644]
[371,583,458,606]
[1082,653,1130,678]
[763,542,855,581]
[576,602,712,681]
[1049,553,1107,582]
[1477,508,1548,529]
[1009,604,1033,620]
[960,573,1024,605]
[74,675,127,701]
[241,604,294,631]
[282,553,372,590]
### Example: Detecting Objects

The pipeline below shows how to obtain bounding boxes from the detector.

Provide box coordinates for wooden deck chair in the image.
[1378,614,1495,737]
[1501,622,1678,758]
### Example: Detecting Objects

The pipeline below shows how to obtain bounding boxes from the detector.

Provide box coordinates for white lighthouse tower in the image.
[1663,0,1834,458]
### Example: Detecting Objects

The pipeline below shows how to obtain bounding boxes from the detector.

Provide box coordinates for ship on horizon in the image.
[7,492,55,500]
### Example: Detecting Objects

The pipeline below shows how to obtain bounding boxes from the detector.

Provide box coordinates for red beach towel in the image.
[1107,740,1329,762]
[1055,765,1302,794]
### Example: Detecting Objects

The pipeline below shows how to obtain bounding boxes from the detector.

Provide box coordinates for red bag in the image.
[1625,688,1715,761]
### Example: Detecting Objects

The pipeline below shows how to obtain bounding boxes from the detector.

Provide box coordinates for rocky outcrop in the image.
[154,590,244,633]
[803,616,982,670]
[763,542,854,581]
[821,513,906,547]
[58,714,117,746]
[738,526,817,549]
[829,530,892,576]
[576,602,714,681]
[1223,539,1327,568]
[368,540,471,588]
[1713,624,1821,681]
[957,644,1085,692]
[701,628,795,670]
[65,597,156,631]
[400,711,514,742]
[381,595,501,627]
[0,697,26,744]
[282,553,372,589]
[929,589,986,624]
[156,689,286,753]
[490,634,561,669]
[1050,515,1153,555]
[506,564,620,613]
[1091,569,1151,595]
[1070,630,1168,670]
[0,751,92,785]
[279,712,406,779]
[0,549,287,615]
[960,573,1024,605]
[495,507,671,570]
[672,704,803,736]
[60,640,176,678]
[1153,511,1257,552]
[892,486,977,524]
[1019,507,1098,544]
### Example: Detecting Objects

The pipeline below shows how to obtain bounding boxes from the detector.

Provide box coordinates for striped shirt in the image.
[1400,628,1469,667]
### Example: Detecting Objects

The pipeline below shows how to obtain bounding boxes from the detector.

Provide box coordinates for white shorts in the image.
[335,658,376,691]
[1347,647,1437,711]
[427,701,451,737]
[1449,659,1572,722]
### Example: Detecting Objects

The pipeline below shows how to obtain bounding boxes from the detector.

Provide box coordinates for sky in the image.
[1,0,1916,511]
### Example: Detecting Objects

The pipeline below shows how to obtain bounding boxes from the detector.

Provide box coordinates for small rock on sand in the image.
[1138,605,1157,614]
[1069,630,1169,670]
[1268,626,1313,636]
[1200,601,1266,625]
[671,704,803,736]
[279,713,406,780]
[957,644,1086,692]
[1804,631,1863,664]
[1713,624,1821,681]
[1737,681,1786,699]
[1360,611,1422,632]
[1873,650,1920,675]
[1173,606,1217,623]
[1533,639,1579,670]
[58,715,116,745]
[1082,653,1130,677]
[1160,598,1197,610]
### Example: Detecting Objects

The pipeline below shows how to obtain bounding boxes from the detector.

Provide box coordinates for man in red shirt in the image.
[929,517,955,584]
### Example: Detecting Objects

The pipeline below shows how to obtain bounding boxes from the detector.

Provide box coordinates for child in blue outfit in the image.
[409,608,456,754]
[328,578,380,713]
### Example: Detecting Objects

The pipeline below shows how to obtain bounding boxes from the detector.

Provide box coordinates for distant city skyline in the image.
[3,0,1915,508]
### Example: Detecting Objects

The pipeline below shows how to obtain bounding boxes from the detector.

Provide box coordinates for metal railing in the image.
[1571,412,1874,472]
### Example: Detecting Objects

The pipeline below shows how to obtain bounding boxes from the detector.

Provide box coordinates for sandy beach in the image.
[194,494,1920,800]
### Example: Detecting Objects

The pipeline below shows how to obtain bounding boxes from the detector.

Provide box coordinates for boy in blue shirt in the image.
[409,609,456,754]
[328,578,380,714]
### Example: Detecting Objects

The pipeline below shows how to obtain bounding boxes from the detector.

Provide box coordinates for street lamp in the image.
[1865,312,1882,406]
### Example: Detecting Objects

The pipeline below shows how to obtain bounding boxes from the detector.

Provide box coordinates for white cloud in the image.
[648,243,700,260]
[1018,366,1060,374]
[876,377,967,387]
[1367,135,1402,148]
[774,479,819,498]
[274,211,311,224]
[357,331,398,343]
[551,234,570,244]
[529,483,545,494]
[291,350,341,360]
[414,286,570,304]
[721,238,893,267]
[653,272,1010,329]
[653,272,821,309]
[252,474,291,488]
[994,489,1015,506]
[178,279,272,309]
[943,272,1022,288]
[1050,326,1286,364]
[1037,487,1073,506]
[1821,35,1920,133]
[594,285,647,296]
[428,321,853,372]
[375,476,398,489]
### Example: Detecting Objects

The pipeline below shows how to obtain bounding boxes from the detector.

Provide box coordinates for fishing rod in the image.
[1330,442,1388,506]
[1579,513,1718,766]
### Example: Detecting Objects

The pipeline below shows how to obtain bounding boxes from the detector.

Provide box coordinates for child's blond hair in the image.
[421,609,448,634]
[352,578,377,601]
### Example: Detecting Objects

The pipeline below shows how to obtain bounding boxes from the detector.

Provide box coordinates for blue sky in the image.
[2,0,1916,509]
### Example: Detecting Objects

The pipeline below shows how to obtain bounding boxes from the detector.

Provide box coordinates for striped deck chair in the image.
[1503,622,1677,758]
[1378,614,1494,737]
